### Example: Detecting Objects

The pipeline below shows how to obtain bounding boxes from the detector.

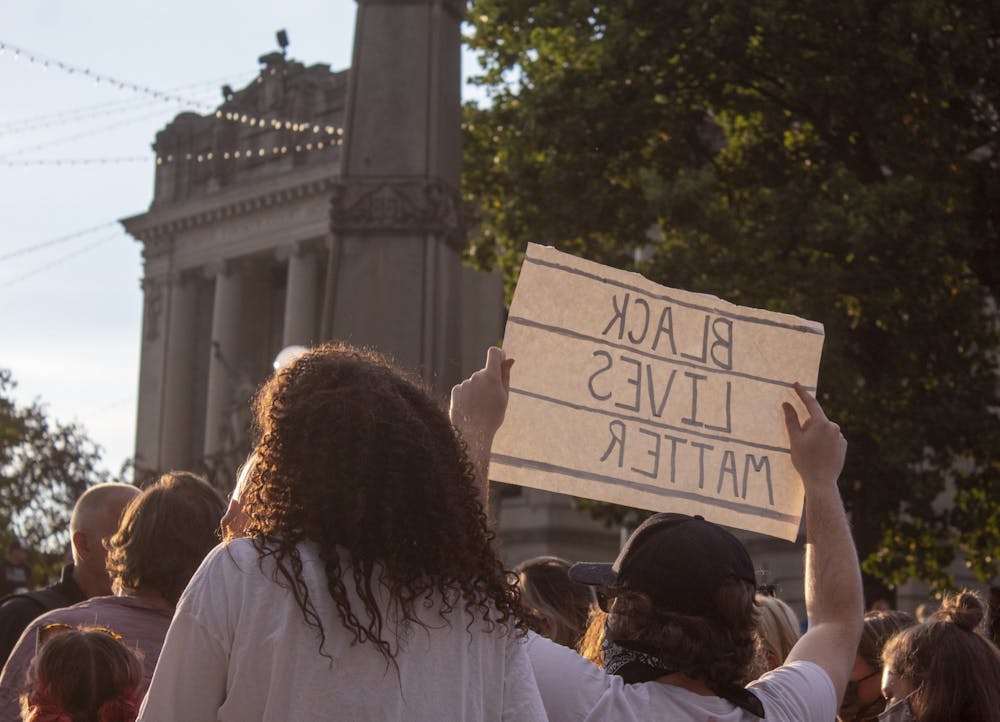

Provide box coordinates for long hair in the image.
[750,595,800,675]
[577,606,608,667]
[857,609,915,671]
[105,472,226,605]
[20,629,142,722]
[242,343,524,661]
[605,578,758,691]
[882,590,1000,722]
[516,556,593,648]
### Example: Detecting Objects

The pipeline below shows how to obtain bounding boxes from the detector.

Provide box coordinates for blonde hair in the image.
[577,606,607,667]
[516,556,592,648]
[754,595,800,671]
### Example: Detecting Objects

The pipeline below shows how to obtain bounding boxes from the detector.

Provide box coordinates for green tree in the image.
[464,0,1000,592]
[0,370,118,580]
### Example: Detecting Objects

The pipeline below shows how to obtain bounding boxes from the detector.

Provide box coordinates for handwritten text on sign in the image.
[489,244,825,541]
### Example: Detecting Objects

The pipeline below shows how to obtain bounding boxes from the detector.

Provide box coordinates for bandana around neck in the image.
[602,638,766,718]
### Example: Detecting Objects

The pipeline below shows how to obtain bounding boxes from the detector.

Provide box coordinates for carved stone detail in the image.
[140,278,164,343]
[329,178,465,249]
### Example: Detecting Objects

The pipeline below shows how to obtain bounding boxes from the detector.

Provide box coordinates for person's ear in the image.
[72,530,92,560]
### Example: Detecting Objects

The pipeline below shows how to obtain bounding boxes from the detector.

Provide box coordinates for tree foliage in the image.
[464,0,1000,591]
[0,370,118,575]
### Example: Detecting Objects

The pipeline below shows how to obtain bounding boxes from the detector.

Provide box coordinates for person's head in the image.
[6,539,27,565]
[570,513,758,692]
[914,602,938,624]
[69,483,141,597]
[515,556,593,648]
[242,343,523,661]
[20,627,142,722]
[752,594,800,673]
[839,609,916,721]
[220,452,256,541]
[881,590,1000,722]
[105,472,225,606]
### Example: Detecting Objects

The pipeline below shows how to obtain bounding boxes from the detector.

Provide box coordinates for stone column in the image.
[159,270,199,469]
[282,241,321,347]
[325,0,466,390]
[203,260,245,468]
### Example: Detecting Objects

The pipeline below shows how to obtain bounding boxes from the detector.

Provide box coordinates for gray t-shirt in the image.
[527,632,836,721]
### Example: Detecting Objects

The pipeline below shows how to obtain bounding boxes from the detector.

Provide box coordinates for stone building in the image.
[122,3,974,611]
[121,1,619,568]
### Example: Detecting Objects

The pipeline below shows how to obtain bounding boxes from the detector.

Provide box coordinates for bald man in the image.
[0,482,139,664]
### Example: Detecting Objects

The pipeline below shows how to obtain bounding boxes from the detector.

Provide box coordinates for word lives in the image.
[588,292,775,506]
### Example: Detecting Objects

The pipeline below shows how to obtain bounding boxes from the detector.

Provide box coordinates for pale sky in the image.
[0,1,483,475]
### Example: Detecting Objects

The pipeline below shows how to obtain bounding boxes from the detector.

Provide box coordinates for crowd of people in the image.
[0,342,997,721]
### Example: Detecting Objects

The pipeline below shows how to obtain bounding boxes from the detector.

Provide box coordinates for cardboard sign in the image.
[490,244,825,541]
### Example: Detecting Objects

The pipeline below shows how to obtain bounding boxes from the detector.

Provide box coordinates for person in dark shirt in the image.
[0,483,138,664]
[0,542,31,598]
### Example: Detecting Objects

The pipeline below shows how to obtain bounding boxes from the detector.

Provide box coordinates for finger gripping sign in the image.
[490,244,825,541]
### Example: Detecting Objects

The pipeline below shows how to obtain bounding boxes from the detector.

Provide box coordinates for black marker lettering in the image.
[717,449,739,497]
[710,317,733,370]
[614,355,643,412]
[630,427,661,479]
[651,306,678,355]
[602,293,629,340]
[680,314,709,363]
[646,366,677,418]
[681,372,707,428]
[601,420,626,467]
[587,350,614,401]
[627,297,651,344]
[743,454,773,504]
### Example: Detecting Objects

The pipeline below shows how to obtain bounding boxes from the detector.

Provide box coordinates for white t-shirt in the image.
[137,539,547,722]
[527,633,836,722]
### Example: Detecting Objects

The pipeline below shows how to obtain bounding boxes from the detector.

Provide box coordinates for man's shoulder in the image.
[0,586,68,618]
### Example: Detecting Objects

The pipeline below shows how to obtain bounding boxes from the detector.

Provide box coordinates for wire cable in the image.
[0,221,118,262]
[0,231,123,289]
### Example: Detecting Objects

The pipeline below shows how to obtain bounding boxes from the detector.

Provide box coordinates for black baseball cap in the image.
[569,513,755,616]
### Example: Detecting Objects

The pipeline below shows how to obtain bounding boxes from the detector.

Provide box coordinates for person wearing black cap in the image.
[525,383,863,721]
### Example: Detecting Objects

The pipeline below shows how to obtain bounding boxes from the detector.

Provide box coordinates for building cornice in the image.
[121,167,339,257]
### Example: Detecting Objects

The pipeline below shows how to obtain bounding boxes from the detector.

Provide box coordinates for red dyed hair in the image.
[20,628,142,722]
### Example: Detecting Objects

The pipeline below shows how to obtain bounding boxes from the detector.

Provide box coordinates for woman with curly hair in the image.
[880,590,1000,722]
[138,344,545,721]
[20,627,142,722]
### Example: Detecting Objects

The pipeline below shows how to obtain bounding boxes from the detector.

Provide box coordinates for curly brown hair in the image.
[106,471,226,605]
[242,343,524,661]
[605,578,759,690]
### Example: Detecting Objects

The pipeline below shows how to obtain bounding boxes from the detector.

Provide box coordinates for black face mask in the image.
[839,671,883,721]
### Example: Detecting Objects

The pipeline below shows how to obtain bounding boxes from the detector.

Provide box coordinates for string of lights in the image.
[0,221,118,262]
[0,41,344,137]
[1,138,340,168]
[0,41,215,110]
[156,137,341,165]
[1,156,151,167]
[0,231,122,289]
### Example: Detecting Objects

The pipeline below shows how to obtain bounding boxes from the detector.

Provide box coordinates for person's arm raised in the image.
[781,383,863,703]
[449,346,514,504]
